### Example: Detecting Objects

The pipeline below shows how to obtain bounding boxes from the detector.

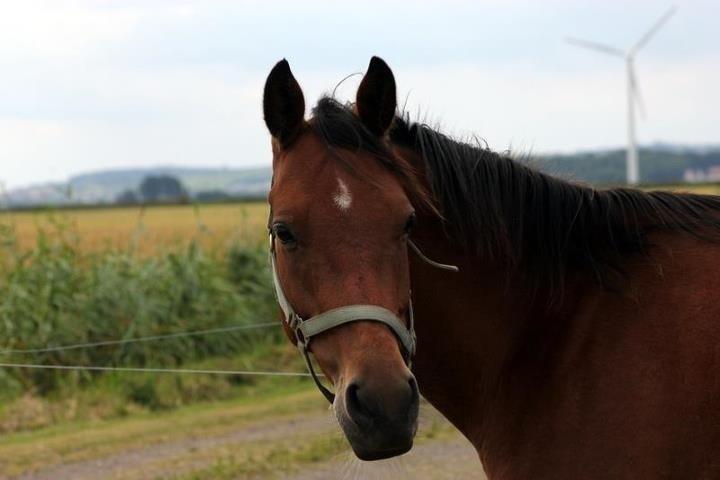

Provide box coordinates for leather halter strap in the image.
[269,235,457,403]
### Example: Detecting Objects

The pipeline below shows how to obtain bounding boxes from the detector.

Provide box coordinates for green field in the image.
[0,201,281,431]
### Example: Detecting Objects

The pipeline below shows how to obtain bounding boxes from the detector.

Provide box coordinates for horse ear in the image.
[356,56,397,136]
[263,59,305,147]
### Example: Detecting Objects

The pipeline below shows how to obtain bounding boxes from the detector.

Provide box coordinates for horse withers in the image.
[262,56,720,478]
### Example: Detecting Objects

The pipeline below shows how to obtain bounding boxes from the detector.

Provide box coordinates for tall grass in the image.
[0,218,280,398]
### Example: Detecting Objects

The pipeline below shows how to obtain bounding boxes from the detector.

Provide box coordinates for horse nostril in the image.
[346,381,372,424]
[408,376,419,403]
[345,376,419,427]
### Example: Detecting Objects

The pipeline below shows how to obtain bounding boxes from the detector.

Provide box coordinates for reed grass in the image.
[0,215,280,415]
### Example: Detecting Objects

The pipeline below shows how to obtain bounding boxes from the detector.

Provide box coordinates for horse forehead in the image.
[291,172,407,221]
[273,136,408,211]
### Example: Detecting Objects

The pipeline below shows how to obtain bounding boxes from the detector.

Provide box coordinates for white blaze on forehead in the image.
[333,177,352,211]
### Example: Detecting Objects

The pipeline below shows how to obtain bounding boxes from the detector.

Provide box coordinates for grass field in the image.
[0,200,282,430]
[0,202,270,254]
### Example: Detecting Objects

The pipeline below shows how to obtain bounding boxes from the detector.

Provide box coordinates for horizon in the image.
[7,141,720,193]
[2,0,719,189]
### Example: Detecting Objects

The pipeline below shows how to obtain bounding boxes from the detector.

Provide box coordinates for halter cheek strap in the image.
[269,235,457,404]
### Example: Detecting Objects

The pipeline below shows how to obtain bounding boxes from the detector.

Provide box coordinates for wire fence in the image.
[0,322,278,355]
[0,321,321,377]
[0,363,314,377]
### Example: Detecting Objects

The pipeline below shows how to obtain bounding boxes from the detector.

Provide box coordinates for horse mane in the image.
[310,96,720,295]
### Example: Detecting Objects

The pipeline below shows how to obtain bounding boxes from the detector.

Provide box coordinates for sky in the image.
[0,0,718,189]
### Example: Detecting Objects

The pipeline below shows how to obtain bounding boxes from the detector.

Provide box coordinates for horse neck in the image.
[398,146,582,452]
[411,211,591,448]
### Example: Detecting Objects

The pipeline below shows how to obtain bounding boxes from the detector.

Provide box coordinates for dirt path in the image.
[284,437,485,480]
[2,396,485,480]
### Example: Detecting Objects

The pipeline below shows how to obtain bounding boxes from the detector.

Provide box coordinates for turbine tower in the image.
[566,6,676,185]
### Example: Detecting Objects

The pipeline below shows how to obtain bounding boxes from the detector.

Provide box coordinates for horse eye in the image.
[404,213,417,235]
[273,224,297,246]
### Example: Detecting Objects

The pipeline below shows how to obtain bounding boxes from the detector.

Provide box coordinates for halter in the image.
[269,234,458,403]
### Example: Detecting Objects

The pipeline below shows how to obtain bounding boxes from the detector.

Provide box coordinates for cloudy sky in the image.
[0,0,718,188]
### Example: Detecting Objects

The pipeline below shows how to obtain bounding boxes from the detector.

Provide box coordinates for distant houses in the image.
[683,166,720,184]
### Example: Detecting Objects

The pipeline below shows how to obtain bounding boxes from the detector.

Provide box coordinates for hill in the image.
[4,166,272,207]
[4,144,720,207]
[538,145,720,185]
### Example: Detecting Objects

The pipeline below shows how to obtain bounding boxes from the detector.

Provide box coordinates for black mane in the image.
[311,97,720,294]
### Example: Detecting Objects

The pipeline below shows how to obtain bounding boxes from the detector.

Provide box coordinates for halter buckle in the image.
[287,312,300,329]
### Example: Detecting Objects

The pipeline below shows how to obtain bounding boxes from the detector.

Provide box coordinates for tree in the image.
[139,176,187,203]
[115,189,139,204]
[194,190,231,202]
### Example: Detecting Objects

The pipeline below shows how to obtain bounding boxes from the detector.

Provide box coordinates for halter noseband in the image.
[269,234,458,404]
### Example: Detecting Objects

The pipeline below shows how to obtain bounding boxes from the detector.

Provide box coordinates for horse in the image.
[262,56,720,478]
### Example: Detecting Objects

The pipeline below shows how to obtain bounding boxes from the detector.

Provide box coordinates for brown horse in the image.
[263,56,720,478]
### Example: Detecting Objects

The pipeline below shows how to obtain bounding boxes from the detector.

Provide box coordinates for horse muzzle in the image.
[334,371,419,461]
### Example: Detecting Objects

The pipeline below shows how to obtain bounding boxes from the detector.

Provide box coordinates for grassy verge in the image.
[0,381,327,477]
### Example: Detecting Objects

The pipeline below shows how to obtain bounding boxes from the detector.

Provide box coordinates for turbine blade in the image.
[629,65,646,119]
[566,37,626,57]
[631,6,677,53]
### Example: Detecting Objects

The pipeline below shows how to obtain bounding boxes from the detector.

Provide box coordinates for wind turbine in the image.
[566,6,677,185]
